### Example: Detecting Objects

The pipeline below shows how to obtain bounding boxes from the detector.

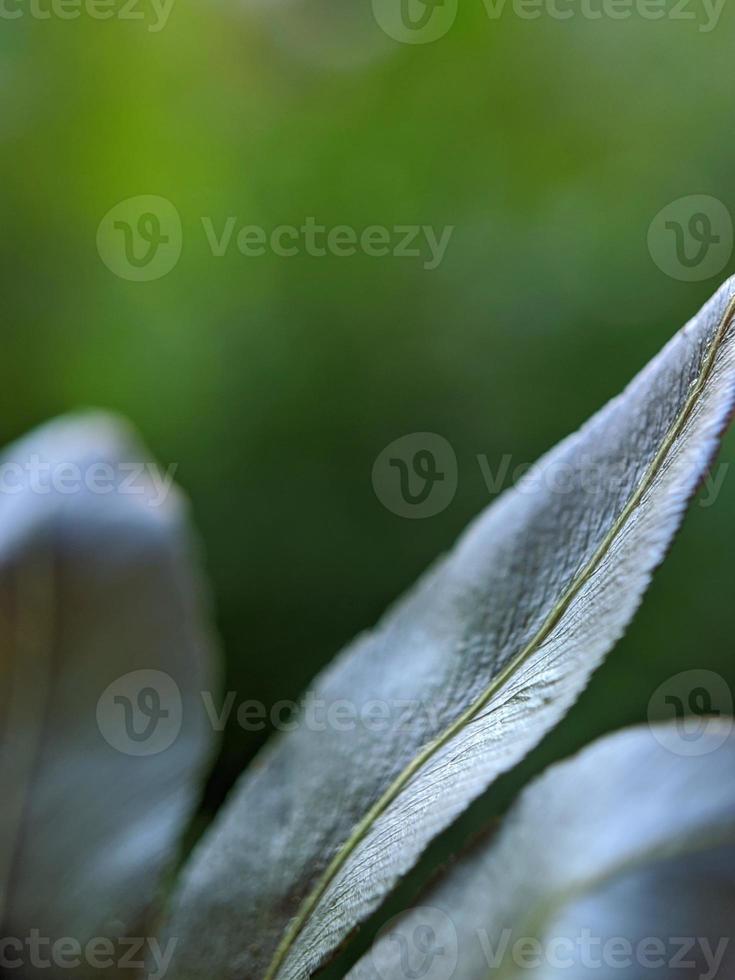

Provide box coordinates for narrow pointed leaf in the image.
[0,414,219,967]
[164,279,735,980]
[350,722,735,980]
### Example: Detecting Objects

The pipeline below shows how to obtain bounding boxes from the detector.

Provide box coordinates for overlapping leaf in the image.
[0,414,219,973]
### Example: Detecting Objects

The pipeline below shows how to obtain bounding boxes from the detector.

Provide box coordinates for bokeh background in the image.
[3,0,735,970]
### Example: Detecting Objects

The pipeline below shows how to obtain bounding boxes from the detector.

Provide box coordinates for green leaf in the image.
[164,279,735,980]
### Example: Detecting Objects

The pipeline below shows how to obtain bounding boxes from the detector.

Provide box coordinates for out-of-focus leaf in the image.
[350,722,735,979]
[163,279,735,980]
[0,414,219,972]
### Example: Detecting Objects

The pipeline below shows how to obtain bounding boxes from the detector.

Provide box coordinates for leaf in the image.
[349,722,735,980]
[0,414,219,968]
[163,278,735,980]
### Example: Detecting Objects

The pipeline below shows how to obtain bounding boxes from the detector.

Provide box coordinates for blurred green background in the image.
[3,0,735,966]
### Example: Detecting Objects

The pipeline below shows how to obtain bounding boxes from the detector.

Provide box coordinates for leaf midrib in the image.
[263,298,735,980]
